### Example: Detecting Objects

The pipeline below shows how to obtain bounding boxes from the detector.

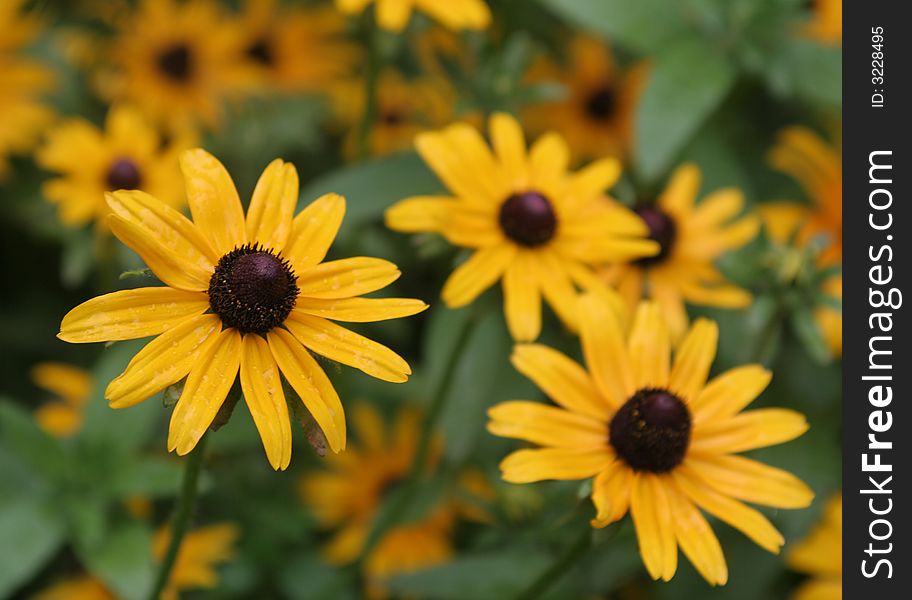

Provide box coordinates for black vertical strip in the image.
[843,0,909,596]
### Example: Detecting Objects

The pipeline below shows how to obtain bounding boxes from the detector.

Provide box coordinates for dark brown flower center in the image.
[498,191,557,247]
[609,388,691,473]
[380,109,404,126]
[157,44,193,81]
[633,204,677,267]
[106,157,143,190]
[246,38,274,66]
[208,244,299,334]
[585,86,616,121]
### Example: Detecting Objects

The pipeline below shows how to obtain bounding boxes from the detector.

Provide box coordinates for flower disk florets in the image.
[633,205,677,267]
[498,191,557,247]
[609,387,691,473]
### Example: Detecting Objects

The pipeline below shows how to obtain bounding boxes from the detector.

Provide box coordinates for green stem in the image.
[146,434,208,600]
[356,28,382,160]
[514,527,592,600]
[751,301,786,365]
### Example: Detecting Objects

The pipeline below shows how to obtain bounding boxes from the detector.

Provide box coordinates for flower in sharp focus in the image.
[37,105,191,232]
[803,0,841,44]
[0,0,55,179]
[300,404,457,599]
[335,0,491,32]
[58,148,428,469]
[386,112,658,341]
[232,0,359,95]
[600,164,759,341]
[788,495,842,600]
[106,0,243,131]
[524,36,648,162]
[488,296,813,585]
[31,362,93,438]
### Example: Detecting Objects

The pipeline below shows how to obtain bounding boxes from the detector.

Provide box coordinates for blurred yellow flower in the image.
[232,0,359,95]
[524,37,648,162]
[32,523,238,600]
[386,113,658,341]
[335,69,456,158]
[0,0,55,179]
[804,0,841,44]
[58,149,427,469]
[335,0,490,32]
[31,362,93,438]
[106,0,243,131]
[788,495,841,600]
[488,297,813,585]
[601,164,758,341]
[300,404,455,599]
[36,105,191,232]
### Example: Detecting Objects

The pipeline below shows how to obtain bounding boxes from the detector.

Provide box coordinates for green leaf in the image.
[0,495,66,598]
[75,519,155,600]
[766,39,842,108]
[790,307,832,365]
[635,38,737,181]
[535,0,687,54]
[0,399,68,480]
[109,457,185,497]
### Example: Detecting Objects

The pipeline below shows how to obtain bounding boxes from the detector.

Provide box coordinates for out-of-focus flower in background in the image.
[489,297,812,585]
[31,362,93,438]
[36,105,191,233]
[600,164,758,340]
[788,495,842,600]
[386,112,658,341]
[0,0,55,179]
[804,0,842,44]
[335,0,491,33]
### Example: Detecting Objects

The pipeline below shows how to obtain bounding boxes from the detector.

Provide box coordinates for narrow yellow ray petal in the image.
[691,408,809,454]
[511,344,609,421]
[487,401,607,449]
[246,158,299,252]
[441,245,515,308]
[579,293,634,408]
[240,334,292,470]
[628,302,670,390]
[691,365,772,423]
[284,193,346,272]
[502,252,541,342]
[590,461,631,527]
[667,483,728,586]
[499,447,612,483]
[293,297,428,323]
[179,149,246,255]
[668,318,718,402]
[684,454,814,509]
[296,257,400,299]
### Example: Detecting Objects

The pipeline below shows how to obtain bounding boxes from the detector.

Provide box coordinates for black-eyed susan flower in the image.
[804,0,841,44]
[524,36,648,162]
[488,296,813,585]
[232,0,359,95]
[58,149,427,469]
[386,113,658,341]
[0,0,55,178]
[106,0,243,131]
[600,164,759,340]
[37,105,190,231]
[300,404,460,599]
[33,523,238,600]
[335,0,490,32]
[31,362,93,438]
[788,495,841,600]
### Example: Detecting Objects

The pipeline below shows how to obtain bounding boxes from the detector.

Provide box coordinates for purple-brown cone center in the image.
[633,204,677,267]
[106,158,143,190]
[586,86,616,121]
[609,388,691,473]
[498,191,557,247]
[157,44,193,81]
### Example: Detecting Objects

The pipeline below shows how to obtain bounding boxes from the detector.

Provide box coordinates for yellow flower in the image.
[600,164,759,340]
[32,523,238,600]
[36,105,191,231]
[788,495,842,600]
[106,0,243,131]
[335,0,491,32]
[524,36,648,162]
[31,362,93,438]
[153,523,239,600]
[804,0,841,44]
[299,404,454,599]
[334,69,456,158]
[58,148,427,469]
[768,126,842,266]
[386,113,658,341]
[488,296,813,585]
[0,0,55,179]
[232,0,359,95]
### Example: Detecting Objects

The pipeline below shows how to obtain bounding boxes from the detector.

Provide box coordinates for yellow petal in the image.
[511,344,608,421]
[668,318,718,402]
[674,467,785,554]
[385,196,455,233]
[691,408,809,454]
[34,404,82,438]
[489,112,527,182]
[240,334,292,470]
[106,314,222,408]
[296,257,400,299]
[293,297,428,322]
[499,447,611,483]
[684,454,814,509]
[267,328,346,452]
[441,245,515,308]
[529,132,569,191]
[568,158,622,202]
[376,0,411,31]
[503,252,541,342]
[284,193,346,273]
[590,460,631,527]
[59,288,209,343]
[667,483,728,586]
[536,250,582,332]
[351,403,386,451]
[689,188,745,229]
[579,294,634,408]
[690,365,772,423]
[246,158,299,252]
[658,163,700,218]
[442,123,510,201]
[31,363,92,406]
[628,302,670,390]
[630,474,677,581]
[285,313,411,383]
[415,128,496,204]
[487,401,607,449]
[179,149,246,255]
[168,329,241,456]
